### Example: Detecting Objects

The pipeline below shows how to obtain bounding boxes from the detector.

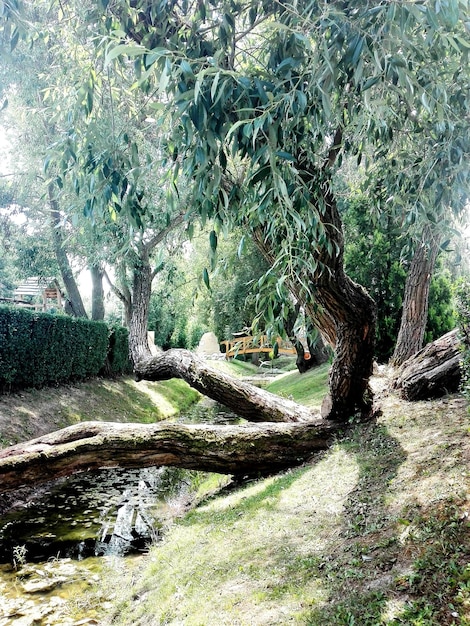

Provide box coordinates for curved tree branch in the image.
[135,349,321,423]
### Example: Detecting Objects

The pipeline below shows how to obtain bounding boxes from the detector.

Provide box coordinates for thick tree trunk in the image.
[0,419,334,494]
[136,349,318,423]
[392,329,462,400]
[391,229,439,367]
[48,184,88,319]
[253,172,377,422]
[90,264,105,321]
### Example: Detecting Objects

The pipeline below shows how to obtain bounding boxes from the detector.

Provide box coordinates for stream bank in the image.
[0,396,239,626]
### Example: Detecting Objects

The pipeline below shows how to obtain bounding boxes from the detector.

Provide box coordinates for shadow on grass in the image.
[281,419,469,626]
[174,416,467,625]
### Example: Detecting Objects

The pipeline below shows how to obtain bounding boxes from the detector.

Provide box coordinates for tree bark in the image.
[128,248,153,364]
[48,184,88,319]
[253,170,377,422]
[90,264,105,321]
[391,229,439,367]
[135,349,318,423]
[392,329,462,400]
[0,419,334,494]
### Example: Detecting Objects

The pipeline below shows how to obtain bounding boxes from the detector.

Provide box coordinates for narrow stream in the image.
[0,399,240,625]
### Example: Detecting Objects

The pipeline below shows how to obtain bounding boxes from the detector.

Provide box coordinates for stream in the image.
[0,400,240,626]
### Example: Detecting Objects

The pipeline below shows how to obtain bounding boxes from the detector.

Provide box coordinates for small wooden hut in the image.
[10,277,62,312]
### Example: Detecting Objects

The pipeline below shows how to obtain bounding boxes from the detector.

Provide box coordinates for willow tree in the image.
[2,0,469,420]
[85,0,467,420]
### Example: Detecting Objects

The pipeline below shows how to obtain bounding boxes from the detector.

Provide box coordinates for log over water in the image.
[0,420,335,493]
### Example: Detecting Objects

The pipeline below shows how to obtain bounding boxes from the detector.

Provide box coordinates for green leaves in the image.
[105,43,147,66]
[202,267,211,291]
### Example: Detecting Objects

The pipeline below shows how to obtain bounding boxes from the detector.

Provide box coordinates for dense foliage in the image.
[456,280,470,399]
[342,195,456,361]
[0,307,130,390]
[1,0,469,415]
[106,324,133,375]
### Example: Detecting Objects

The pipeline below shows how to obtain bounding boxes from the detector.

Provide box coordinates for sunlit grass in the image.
[207,357,260,377]
[104,389,469,626]
[266,362,330,408]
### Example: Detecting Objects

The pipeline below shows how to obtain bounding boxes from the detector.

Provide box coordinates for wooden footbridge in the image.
[220,335,296,359]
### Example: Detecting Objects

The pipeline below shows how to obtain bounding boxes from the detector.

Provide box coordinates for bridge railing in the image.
[220,335,296,359]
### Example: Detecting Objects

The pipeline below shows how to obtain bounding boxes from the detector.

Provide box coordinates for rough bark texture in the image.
[48,184,88,319]
[253,171,377,422]
[0,420,334,494]
[135,349,318,423]
[90,264,105,321]
[391,230,439,367]
[128,249,153,365]
[392,329,462,400]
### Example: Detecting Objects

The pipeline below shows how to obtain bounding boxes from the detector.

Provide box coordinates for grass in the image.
[206,358,260,377]
[266,362,330,407]
[2,360,468,625]
[0,376,201,446]
[101,368,469,626]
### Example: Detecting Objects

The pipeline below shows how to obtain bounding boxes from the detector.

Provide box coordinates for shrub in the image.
[105,325,133,375]
[0,307,109,391]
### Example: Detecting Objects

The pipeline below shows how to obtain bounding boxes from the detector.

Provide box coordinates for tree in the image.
[103,212,185,363]
[4,1,469,418]
[342,194,457,362]
[90,0,469,419]
[0,1,469,495]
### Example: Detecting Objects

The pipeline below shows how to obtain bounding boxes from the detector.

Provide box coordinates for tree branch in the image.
[135,349,321,423]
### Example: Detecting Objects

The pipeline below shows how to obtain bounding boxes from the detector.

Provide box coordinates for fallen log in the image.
[135,349,318,423]
[392,329,462,401]
[0,419,335,493]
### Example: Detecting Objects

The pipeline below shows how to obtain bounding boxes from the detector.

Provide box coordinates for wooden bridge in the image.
[220,335,297,359]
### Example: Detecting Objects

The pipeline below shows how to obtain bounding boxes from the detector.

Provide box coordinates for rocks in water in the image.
[21,577,67,594]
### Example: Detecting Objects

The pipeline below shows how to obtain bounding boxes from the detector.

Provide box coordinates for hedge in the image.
[0,307,131,391]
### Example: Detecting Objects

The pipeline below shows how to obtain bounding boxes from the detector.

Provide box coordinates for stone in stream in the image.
[21,576,67,593]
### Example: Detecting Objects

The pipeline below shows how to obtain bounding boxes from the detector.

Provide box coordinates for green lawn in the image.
[266,362,330,408]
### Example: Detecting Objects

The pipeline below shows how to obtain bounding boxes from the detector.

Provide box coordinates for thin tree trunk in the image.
[391,229,439,367]
[128,249,152,364]
[48,184,88,318]
[136,349,318,423]
[90,264,105,321]
[0,420,334,494]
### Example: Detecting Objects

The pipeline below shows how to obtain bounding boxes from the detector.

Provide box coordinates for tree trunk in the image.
[135,349,318,423]
[48,184,88,319]
[128,249,153,364]
[0,419,334,494]
[90,264,105,321]
[392,329,462,400]
[391,229,439,367]
[253,171,377,422]
[283,303,328,373]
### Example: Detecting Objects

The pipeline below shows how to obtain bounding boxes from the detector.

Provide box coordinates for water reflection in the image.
[0,400,239,565]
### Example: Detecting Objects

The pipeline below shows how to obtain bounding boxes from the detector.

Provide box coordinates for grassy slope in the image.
[103,366,470,626]
[0,377,201,447]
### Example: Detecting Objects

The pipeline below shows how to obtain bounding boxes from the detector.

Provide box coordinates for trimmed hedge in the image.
[106,324,133,376]
[0,307,131,391]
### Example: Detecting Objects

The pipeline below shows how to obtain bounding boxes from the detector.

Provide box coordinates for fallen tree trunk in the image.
[0,419,335,493]
[135,349,317,423]
[392,329,462,401]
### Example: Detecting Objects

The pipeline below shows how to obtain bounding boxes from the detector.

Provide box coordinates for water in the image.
[0,399,239,566]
